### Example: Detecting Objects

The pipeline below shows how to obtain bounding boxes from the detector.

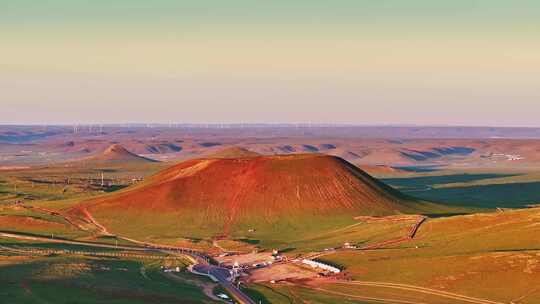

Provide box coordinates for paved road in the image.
[193,262,257,304]
[9,205,258,303]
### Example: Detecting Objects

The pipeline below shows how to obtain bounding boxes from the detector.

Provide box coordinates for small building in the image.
[301,259,341,274]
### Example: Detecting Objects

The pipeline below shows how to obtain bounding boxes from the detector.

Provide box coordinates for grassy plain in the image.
[0,247,217,304]
[3,162,540,303]
[312,207,540,303]
[382,169,540,208]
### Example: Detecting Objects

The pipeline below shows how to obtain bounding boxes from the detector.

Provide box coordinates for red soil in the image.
[72,154,421,234]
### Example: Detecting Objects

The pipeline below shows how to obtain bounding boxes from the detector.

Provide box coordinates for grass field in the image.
[0,206,90,240]
[0,251,218,304]
[0,161,166,205]
[315,207,540,303]
[243,281,498,304]
[383,169,540,208]
[3,163,540,303]
[238,207,540,303]
[244,283,369,304]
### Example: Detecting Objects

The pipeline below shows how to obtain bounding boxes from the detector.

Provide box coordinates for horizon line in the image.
[2,123,540,129]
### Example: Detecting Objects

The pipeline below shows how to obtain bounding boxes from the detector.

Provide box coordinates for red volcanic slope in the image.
[74,154,429,237]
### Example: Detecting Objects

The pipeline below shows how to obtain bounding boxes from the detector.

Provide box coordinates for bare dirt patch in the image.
[215,252,275,267]
[247,263,319,283]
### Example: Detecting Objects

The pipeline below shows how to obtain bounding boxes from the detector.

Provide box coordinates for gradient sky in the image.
[1,1,539,126]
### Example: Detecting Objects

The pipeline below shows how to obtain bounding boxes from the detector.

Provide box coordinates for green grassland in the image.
[315,207,540,303]
[0,206,90,239]
[89,210,430,255]
[2,164,540,303]
[270,216,417,254]
[0,236,137,253]
[0,250,217,304]
[237,169,540,303]
[239,206,540,303]
[0,161,167,205]
[244,281,487,304]
[244,283,374,304]
[5,166,537,253]
[382,169,540,208]
[228,214,418,254]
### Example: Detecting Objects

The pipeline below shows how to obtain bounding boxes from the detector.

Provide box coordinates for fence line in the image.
[2,247,186,260]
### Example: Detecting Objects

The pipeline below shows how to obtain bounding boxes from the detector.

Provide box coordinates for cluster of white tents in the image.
[301,259,341,273]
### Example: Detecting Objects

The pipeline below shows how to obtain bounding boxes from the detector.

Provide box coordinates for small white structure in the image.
[232,261,241,278]
[272,255,284,261]
[506,155,524,161]
[343,242,357,249]
[163,266,181,273]
[488,153,524,161]
[301,259,341,274]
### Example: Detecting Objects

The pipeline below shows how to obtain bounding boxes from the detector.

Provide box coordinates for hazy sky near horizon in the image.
[1,1,539,126]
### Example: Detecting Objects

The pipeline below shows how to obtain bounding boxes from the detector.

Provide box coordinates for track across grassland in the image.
[303,280,505,304]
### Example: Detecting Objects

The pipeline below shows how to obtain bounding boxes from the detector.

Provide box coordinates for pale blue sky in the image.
[1,1,539,126]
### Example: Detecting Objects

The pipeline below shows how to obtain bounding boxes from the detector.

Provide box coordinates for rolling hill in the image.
[205,147,261,158]
[83,144,158,163]
[69,153,448,241]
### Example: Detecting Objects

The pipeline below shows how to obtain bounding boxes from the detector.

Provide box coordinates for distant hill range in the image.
[83,144,158,163]
[205,147,261,158]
